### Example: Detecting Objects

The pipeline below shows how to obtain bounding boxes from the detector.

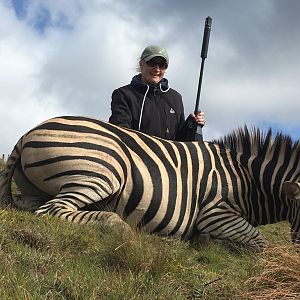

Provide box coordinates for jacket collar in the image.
[130,74,169,92]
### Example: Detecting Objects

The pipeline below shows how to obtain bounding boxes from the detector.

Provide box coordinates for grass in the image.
[0,208,299,300]
[242,244,300,299]
[0,160,299,299]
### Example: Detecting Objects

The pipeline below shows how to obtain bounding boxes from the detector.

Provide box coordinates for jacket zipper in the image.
[163,107,170,139]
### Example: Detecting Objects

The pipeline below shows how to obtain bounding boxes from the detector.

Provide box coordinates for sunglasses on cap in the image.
[146,58,168,69]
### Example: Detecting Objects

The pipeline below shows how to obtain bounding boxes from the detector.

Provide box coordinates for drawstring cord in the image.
[138,83,170,131]
[159,83,170,92]
[138,85,149,131]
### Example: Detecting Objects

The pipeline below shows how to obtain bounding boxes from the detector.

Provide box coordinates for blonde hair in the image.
[136,59,143,73]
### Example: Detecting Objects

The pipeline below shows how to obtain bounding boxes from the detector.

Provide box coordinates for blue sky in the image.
[12,0,28,19]
[0,0,299,154]
[12,0,72,32]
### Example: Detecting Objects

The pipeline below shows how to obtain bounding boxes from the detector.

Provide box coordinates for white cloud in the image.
[0,0,299,156]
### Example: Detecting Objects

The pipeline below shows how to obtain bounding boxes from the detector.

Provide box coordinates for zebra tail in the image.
[0,138,22,208]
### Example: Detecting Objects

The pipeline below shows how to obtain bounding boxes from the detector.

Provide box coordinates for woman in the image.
[109,45,205,141]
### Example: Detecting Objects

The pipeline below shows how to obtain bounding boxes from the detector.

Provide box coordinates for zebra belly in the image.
[113,189,198,238]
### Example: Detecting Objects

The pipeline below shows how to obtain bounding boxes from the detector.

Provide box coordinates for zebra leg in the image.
[34,180,131,232]
[13,158,52,201]
[190,232,211,244]
[12,160,51,212]
[12,194,45,213]
[195,214,268,250]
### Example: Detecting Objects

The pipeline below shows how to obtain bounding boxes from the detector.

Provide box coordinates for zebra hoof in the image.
[190,232,211,245]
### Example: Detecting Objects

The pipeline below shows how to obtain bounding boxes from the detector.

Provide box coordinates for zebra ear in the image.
[283,181,300,201]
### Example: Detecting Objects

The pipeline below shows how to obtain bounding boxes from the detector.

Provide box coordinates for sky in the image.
[0,0,299,155]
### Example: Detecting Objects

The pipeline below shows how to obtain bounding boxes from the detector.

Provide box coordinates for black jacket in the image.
[109,74,189,141]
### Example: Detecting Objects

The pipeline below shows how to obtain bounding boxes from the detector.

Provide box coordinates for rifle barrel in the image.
[194,16,212,114]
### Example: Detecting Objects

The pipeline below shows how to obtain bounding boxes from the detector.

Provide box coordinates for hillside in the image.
[0,208,299,299]
[0,160,299,299]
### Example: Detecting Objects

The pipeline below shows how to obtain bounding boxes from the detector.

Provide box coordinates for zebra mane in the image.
[214,126,300,162]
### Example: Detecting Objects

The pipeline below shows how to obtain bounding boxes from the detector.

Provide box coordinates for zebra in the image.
[0,116,299,249]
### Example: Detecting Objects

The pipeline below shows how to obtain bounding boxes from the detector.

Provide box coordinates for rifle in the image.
[184,16,212,142]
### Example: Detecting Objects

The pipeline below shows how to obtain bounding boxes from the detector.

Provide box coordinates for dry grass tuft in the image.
[242,243,300,300]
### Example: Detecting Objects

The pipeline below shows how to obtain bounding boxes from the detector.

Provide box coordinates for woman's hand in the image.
[190,111,205,126]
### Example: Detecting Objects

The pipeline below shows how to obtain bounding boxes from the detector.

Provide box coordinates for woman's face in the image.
[140,57,168,84]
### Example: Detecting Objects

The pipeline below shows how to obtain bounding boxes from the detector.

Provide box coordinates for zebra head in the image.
[283,181,300,244]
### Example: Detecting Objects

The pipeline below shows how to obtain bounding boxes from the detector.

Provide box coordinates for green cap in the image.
[140,45,169,64]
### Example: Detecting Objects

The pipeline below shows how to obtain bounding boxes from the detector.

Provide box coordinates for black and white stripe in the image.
[0,116,299,248]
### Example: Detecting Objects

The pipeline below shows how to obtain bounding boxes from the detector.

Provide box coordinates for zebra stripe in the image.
[0,116,299,249]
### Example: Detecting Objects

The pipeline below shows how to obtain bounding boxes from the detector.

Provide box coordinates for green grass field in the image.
[0,207,299,299]
[0,160,299,299]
